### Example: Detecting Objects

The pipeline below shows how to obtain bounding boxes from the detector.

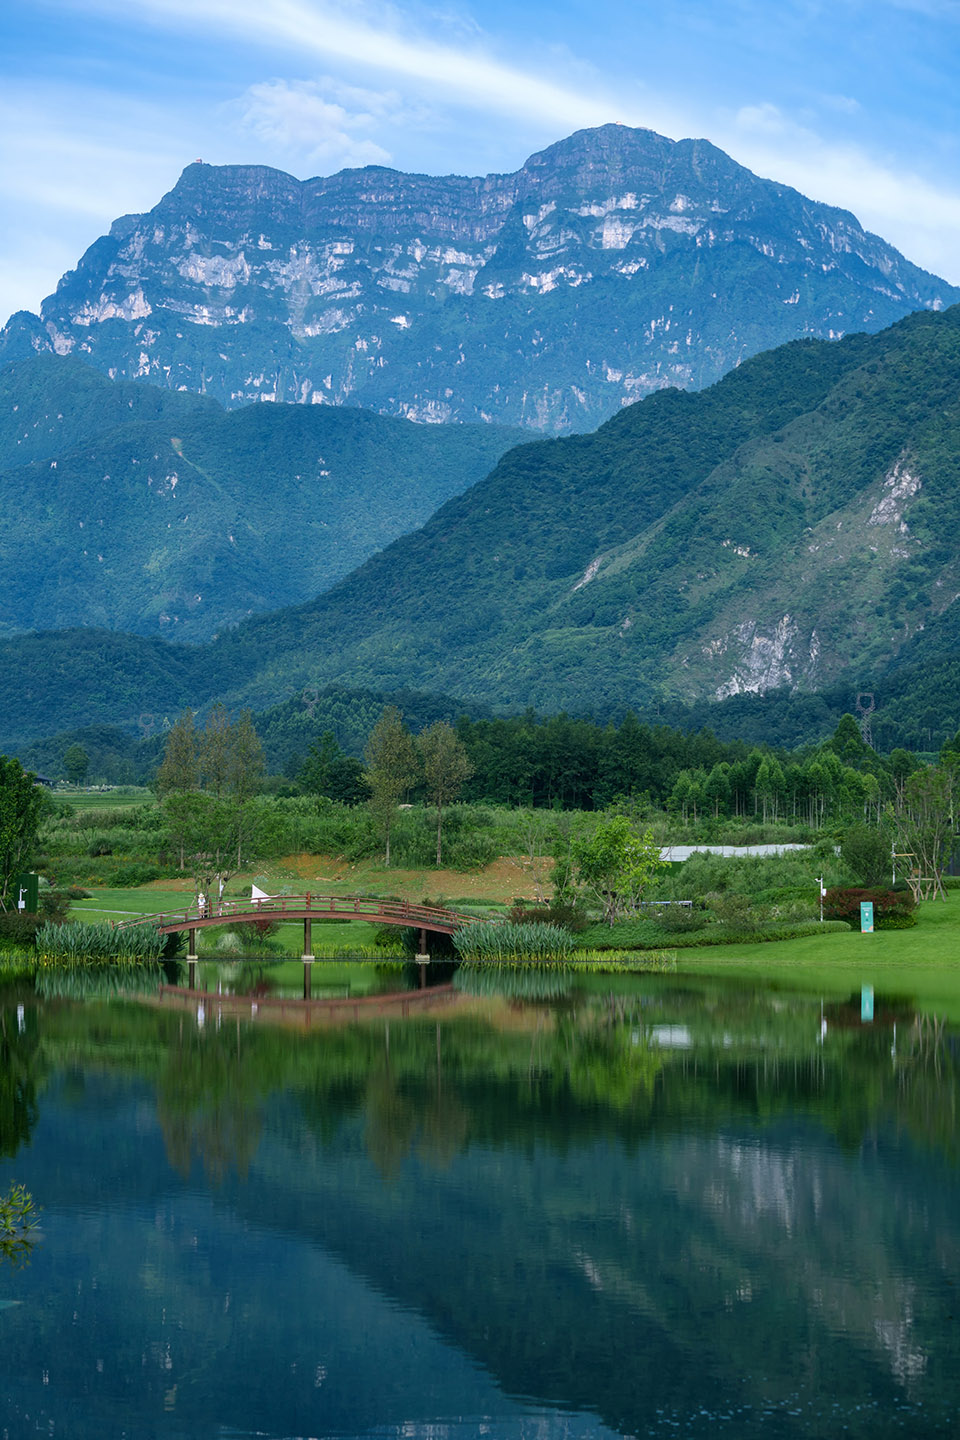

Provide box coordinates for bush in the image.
[0,912,43,951]
[823,886,915,929]
[507,901,588,932]
[107,863,162,888]
[577,918,850,950]
[841,823,893,888]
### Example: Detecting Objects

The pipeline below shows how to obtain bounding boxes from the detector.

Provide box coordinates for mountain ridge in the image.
[4,123,955,432]
[6,303,960,739]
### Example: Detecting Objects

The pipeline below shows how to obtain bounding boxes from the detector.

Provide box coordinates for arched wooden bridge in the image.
[118,893,478,972]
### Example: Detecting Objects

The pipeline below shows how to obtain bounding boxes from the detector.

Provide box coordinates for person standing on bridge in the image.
[198,891,207,918]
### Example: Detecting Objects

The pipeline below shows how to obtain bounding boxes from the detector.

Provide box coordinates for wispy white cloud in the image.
[232,78,394,167]
[68,0,628,130]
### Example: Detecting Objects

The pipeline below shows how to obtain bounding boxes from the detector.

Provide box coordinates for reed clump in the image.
[35,921,166,966]
[452,920,576,964]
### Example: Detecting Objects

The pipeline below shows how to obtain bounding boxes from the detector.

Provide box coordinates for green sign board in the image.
[860,901,874,933]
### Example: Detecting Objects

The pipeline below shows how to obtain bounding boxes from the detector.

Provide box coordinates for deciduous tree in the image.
[417,721,474,866]
[0,757,43,913]
[363,708,418,866]
[62,744,89,786]
[571,814,666,925]
[156,710,199,798]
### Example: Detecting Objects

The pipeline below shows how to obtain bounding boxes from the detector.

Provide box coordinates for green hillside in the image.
[210,303,960,714]
[0,357,521,640]
[6,306,960,742]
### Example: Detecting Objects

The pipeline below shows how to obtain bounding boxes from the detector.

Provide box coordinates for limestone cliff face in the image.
[4,125,957,430]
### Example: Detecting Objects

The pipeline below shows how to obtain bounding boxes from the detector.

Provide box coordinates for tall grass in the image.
[35,921,166,966]
[452,920,575,964]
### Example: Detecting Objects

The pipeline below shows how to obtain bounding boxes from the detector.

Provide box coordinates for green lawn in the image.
[55,787,153,810]
[675,895,960,1019]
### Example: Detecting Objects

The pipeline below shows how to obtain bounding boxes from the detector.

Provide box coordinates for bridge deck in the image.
[117,894,478,936]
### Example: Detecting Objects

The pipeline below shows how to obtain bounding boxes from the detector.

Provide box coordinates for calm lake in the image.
[1,968,959,1438]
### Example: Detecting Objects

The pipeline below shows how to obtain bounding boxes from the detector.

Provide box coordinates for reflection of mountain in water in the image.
[3,982,959,1437]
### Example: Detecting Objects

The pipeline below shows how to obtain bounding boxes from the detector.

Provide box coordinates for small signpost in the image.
[860,901,875,933]
[14,873,38,913]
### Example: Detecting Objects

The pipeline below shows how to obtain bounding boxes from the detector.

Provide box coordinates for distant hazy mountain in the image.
[5,303,960,744]
[3,125,955,432]
[0,356,520,640]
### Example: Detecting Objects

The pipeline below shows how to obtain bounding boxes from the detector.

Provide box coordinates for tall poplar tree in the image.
[417,721,473,866]
[363,708,418,866]
[156,710,199,797]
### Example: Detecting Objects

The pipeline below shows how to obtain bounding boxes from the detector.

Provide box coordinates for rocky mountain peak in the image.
[2,124,956,430]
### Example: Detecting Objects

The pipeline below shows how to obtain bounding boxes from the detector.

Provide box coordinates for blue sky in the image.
[2,0,960,325]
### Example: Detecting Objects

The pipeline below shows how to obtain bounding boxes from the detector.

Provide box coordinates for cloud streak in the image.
[73,0,629,129]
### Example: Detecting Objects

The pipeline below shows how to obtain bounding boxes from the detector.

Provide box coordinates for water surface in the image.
[1,974,958,1438]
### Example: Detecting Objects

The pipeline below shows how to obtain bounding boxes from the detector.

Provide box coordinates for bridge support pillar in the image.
[303,958,313,1000]
[302,918,314,962]
[187,928,198,961]
[187,958,198,991]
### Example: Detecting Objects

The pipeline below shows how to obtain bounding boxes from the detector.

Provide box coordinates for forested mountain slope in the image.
[204,305,960,710]
[2,124,954,432]
[0,356,519,640]
[6,305,960,740]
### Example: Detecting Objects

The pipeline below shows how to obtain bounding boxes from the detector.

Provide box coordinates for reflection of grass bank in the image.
[674,896,960,1020]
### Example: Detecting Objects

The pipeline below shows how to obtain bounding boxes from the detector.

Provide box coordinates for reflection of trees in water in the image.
[0,999,40,1158]
[364,1024,470,1178]
[156,1015,264,1184]
[21,978,960,1186]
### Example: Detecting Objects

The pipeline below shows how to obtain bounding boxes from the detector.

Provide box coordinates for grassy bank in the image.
[671,895,960,1019]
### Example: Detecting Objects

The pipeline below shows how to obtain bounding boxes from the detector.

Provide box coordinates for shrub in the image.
[507,901,588,932]
[577,918,850,950]
[107,863,162,888]
[841,823,893,888]
[875,911,918,930]
[823,886,915,929]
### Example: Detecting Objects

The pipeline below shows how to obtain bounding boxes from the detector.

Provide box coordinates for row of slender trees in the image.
[158,704,475,874]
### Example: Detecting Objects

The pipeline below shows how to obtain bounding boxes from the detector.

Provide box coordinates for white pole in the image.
[818,876,824,923]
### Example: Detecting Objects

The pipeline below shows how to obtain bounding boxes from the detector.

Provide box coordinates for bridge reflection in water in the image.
[118,894,477,997]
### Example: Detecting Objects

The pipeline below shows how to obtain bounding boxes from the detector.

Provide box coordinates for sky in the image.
[2,0,960,326]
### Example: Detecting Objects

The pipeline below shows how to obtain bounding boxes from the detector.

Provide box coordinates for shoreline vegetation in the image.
[2,707,959,1007]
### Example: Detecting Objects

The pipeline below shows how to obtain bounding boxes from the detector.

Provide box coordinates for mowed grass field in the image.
[55,787,153,810]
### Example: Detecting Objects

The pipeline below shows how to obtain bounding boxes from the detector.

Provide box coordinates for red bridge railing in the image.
[116,894,480,936]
